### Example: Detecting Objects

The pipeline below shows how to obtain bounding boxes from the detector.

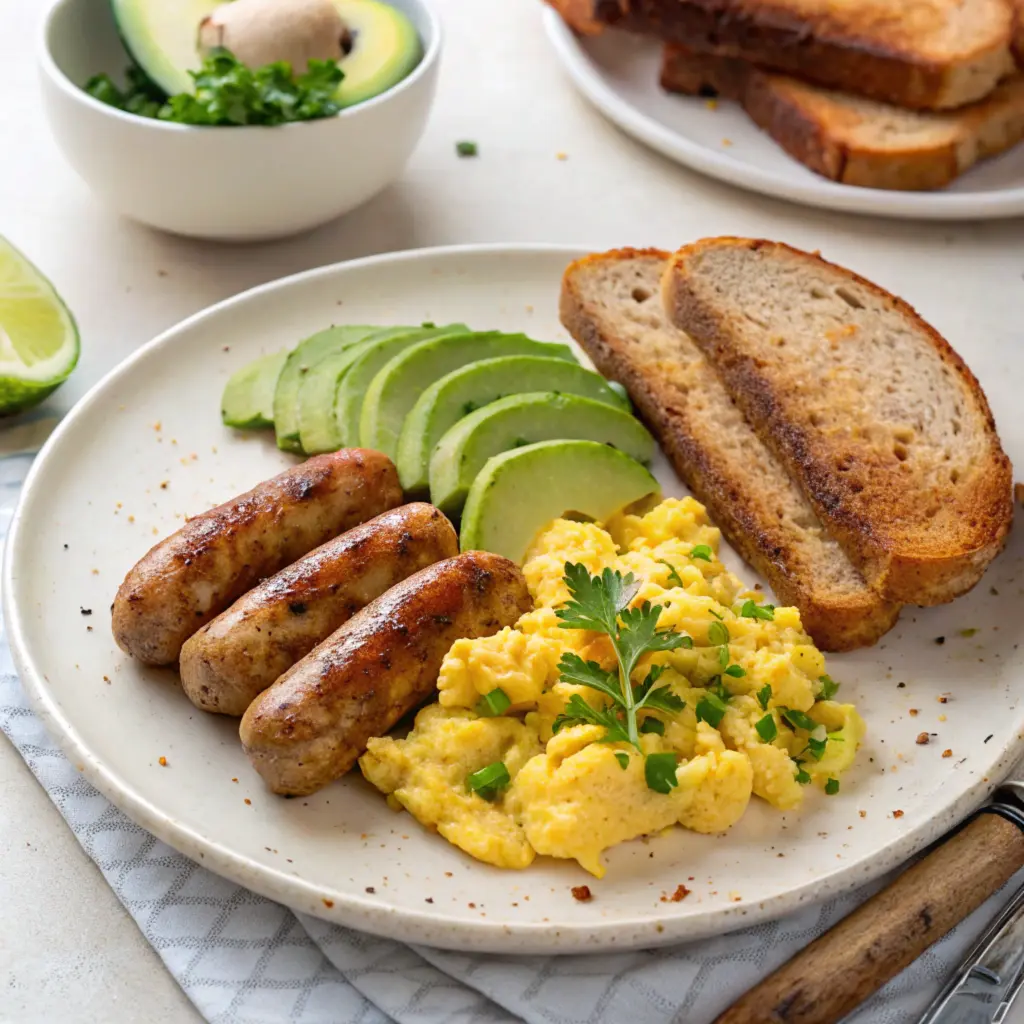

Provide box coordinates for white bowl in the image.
[38,0,440,241]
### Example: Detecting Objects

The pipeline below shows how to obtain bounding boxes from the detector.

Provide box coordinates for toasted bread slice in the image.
[589,0,1017,110]
[663,238,1013,605]
[545,0,607,33]
[659,45,1024,191]
[560,249,901,651]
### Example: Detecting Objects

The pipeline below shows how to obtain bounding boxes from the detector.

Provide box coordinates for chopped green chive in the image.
[794,766,812,785]
[644,752,679,794]
[466,761,510,800]
[825,777,840,795]
[690,544,713,562]
[725,664,746,678]
[708,608,724,620]
[640,717,665,736]
[475,687,512,718]
[615,751,630,770]
[757,683,773,711]
[456,140,478,157]
[696,691,728,728]
[818,674,839,701]
[708,621,730,646]
[781,708,818,733]
[740,599,775,621]
[806,735,828,761]
[755,714,777,743]
[718,645,730,668]
[657,559,684,587]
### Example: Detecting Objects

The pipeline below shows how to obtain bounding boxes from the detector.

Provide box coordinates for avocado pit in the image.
[197,0,350,70]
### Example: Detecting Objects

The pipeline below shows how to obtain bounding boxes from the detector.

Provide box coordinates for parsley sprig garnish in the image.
[551,564,692,789]
[86,50,344,126]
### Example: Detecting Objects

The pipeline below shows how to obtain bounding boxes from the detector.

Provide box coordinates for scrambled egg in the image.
[360,497,866,877]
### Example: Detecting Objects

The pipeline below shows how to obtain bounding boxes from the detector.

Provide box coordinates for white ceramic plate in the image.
[6,244,1024,953]
[543,12,1024,221]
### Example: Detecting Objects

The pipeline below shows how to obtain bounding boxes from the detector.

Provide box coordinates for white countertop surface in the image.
[2,0,1024,1020]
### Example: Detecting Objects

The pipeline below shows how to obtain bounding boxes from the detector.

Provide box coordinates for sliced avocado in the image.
[459,441,661,563]
[221,350,288,429]
[335,0,422,108]
[295,326,414,455]
[273,324,378,453]
[335,324,468,447]
[429,392,655,515]
[359,333,576,461]
[111,0,420,105]
[396,356,630,494]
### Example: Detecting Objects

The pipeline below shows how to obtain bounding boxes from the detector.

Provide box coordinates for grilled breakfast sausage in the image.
[112,449,402,666]
[240,551,531,795]
[179,504,458,716]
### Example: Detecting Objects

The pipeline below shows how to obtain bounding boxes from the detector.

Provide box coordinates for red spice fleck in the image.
[916,732,929,745]
[859,810,867,818]
[661,884,690,903]
[444,871,453,878]
[158,756,168,767]
[571,886,592,902]
[231,777,238,783]
[244,798,252,805]
[322,898,334,908]
[893,809,904,819]
[942,749,953,758]
[425,897,434,904]
[160,481,169,489]
[908,709,918,717]
[365,886,375,894]
[468,902,477,908]
[938,695,949,703]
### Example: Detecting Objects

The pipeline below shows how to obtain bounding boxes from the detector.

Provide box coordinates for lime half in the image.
[0,236,79,416]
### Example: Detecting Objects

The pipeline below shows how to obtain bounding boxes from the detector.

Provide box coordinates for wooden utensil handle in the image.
[714,812,1024,1024]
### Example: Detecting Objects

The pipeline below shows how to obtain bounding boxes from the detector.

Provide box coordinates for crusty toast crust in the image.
[592,0,1016,110]
[660,45,1024,191]
[663,238,1014,606]
[560,248,901,651]
[545,0,607,34]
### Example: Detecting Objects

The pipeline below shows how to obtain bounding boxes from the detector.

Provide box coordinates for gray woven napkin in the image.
[1,444,1018,1024]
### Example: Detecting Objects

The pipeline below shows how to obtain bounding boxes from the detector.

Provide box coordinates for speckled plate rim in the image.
[543,11,1024,223]
[4,243,1022,953]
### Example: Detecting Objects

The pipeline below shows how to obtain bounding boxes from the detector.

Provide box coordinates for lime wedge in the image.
[0,236,80,415]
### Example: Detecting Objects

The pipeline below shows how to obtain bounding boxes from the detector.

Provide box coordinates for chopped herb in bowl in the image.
[85,49,344,126]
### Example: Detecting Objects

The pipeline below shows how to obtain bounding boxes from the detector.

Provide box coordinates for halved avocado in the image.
[359,333,576,461]
[221,349,287,429]
[459,440,661,563]
[429,392,655,515]
[295,326,414,455]
[273,324,377,453]
[396,356,629,494]
[111,0,421,108]
[334,324,468,447]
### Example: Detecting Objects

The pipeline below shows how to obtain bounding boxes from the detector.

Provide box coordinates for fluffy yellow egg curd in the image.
[359,497,865,877]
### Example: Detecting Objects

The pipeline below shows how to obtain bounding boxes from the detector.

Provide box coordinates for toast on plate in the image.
[663,238,1014,605]
[545,0,607,33]
[589,0,1018,110]
[560,248,902,651]
[660,44,1024,190]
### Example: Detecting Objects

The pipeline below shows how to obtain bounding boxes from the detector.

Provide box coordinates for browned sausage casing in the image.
[112,449,402,666]
[240,551,532,796]
[179,503,458,716]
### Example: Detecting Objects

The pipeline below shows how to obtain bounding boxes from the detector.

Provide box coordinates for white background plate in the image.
[543,12,1024,222]
[5,244,1024,953]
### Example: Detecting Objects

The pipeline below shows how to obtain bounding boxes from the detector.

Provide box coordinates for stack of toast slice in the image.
[560,242,1013,649]
[550,0,1024,189]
